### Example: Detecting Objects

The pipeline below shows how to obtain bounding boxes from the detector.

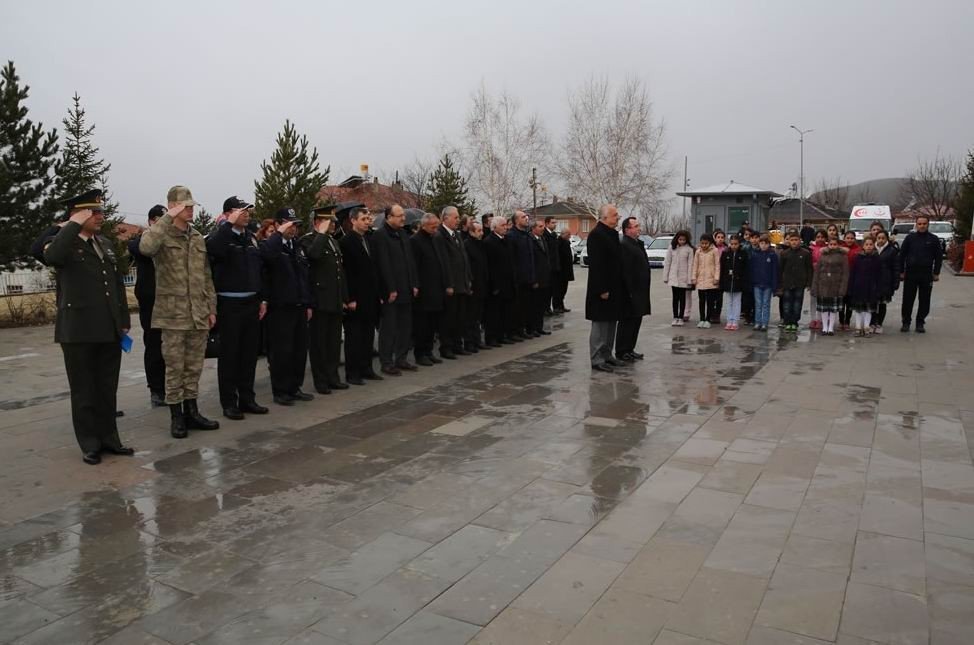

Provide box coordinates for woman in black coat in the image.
[874,230,900,332]
[615,219,650,361]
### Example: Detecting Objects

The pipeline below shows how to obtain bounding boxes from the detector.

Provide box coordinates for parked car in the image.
[645,235,673,268]
[574,239,587,265]
[638,235,655,260]
[928,221,955,253]
[891,222,914,245]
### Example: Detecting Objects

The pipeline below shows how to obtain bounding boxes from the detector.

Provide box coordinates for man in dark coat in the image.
[528,220,552,336]
[207,196,269,418]
[615,217,650,362]
[543,216,562,315]
[339,207,382,384]
[508,210,536,338]
[433,206,473,359]
[43,189,134,465]
[586,204,624,372]
[410,213,446,366]
[372,204,419,375]
[483,216,517,346]
[260,208,314,405]
[898,215,943,333]
[301,204,349,393]
[552,228,575,313]
[463,220,490,351]
[128,204,167,406]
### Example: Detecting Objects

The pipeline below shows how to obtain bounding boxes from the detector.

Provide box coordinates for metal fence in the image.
[1,267,137,296]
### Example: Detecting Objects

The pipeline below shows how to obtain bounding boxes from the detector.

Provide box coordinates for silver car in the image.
[645,236,673,268]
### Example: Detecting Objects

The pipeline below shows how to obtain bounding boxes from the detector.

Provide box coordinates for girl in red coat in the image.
[839,231,860,331]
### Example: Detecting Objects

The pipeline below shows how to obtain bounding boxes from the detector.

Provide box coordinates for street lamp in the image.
[790,125,813,228]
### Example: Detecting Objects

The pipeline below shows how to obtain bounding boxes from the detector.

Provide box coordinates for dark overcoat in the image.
[410,230,446,312]
[484,233,516,299]
[464,236,489,301]
[620,235,651,318]
[339,232,380,324]
[584,221,623,322]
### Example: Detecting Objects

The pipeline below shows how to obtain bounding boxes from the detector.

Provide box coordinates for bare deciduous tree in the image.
[557,76,672,220]
[813,177,850,212]
[463,83,550,216]
[904,151,961,219]
[400,156,434,208]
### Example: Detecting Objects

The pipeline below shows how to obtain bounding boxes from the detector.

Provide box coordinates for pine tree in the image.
[53,93,123,250]
[955,150,974,241]
[425,153,476,218]
[0,61,60,270]
[254,120,329,225]
[192,206,216,237]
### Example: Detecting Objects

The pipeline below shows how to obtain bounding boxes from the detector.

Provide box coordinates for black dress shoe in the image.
[239,401,269,414]
[606,358,626,367]
[487,341,503,348]
[291,390,314,401]
[617,354,636,363]
[561,307,571,313]
[592,364,614,373]
[105,445,135,456]
[347,377,365,386]
[498,339,514,345]
[223,407,245,420]
[315,385,333,395]
[476,342,490,350]
[465,346,480,354]
[631,352,644,360]
[273,394,295,406]
[115,410,125,418]
[82,452,101,465]
[328,381,350,390]
[381,366,402,376]
[150,391,166,407]
[900,324,910,332]
[537,330,552,336]
[440,351,457,360]
[416,355,434,367]
[916,324,926,333]
[429,355,443,364]
[454,348,471,356]
[396,362,418,371]
[363,372,384,381]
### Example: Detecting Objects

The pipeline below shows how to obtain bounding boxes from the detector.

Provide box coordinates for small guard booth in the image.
[676,181,782,239]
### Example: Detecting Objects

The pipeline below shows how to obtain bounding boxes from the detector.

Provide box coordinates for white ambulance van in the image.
[848,204,892,241]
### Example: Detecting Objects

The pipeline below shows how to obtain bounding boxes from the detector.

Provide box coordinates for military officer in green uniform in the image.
[139,185,220,438]
[43,189,135,465]
[301,204,349,393]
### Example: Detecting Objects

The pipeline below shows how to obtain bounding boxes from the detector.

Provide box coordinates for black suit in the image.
[543,228,561,312]
[340,231,380,379]
[616,235,651,357]
[553,235,574,311]
[372,225,419,368]
[43,222,130,455]
[433,225,472,353]
[528,234,551,334]
[464,236,489,348]
[302,230,347,389]
[128,233,165,397]
[483,233,517,343]
[260,232,312,397]
[410,230,445,359]
[508,226,535,335]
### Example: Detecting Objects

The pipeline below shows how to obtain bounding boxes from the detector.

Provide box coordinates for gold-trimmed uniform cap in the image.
[166,185,197,206]
[60,188,105,211]
[312,203,339,220]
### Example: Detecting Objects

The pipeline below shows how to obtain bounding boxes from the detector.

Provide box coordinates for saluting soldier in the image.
[139,185,220,437]
[43,189,134,465]
[301,204,349,394]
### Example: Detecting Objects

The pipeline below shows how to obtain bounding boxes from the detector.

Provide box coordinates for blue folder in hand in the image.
[120,333,133,353]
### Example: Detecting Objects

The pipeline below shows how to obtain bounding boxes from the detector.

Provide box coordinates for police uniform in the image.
[138,185,220,437]
[43,189,133,464]
[301,205,349,393]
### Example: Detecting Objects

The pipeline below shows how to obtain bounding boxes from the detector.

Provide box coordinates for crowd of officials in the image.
[658,216,943,337]
[36,186,578,464]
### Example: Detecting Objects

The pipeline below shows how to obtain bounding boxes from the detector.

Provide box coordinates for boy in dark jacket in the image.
[750,234,779,331]
[777,231,813,332]
[719,234,749,330]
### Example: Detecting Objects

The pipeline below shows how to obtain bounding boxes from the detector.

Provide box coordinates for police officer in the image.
[43,189,134,465]
[139,185,220,437]
[206,196,269,419]
[128,205,167,406]
[261,207,314,405]
[301,204,349,393]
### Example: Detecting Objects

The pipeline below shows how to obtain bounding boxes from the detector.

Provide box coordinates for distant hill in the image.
[810,178,912,211]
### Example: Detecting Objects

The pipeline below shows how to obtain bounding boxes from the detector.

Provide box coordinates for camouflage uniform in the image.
[138,209,216,404]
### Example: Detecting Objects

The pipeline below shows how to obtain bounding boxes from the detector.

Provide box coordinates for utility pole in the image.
[530,167,538,211]
[790,125,813,228]
[682,155,688,219]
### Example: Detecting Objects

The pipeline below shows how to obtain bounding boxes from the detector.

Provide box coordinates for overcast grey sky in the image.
[3,0,972,220]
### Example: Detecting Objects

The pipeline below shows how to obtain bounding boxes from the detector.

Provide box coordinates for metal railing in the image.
[1,267,137,296]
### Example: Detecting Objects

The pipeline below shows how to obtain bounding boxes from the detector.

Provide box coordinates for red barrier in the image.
[964,241,974,274]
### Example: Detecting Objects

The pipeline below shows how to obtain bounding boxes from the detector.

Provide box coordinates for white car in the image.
[645,235,673,268]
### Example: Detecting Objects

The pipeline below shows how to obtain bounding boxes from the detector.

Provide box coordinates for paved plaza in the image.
[1,273,973,645]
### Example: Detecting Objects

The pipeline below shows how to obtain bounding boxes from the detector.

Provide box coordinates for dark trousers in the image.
[485,294,512,343]
[464,295,486,347]
[515,285,532,334]
[379,302,412,367]
[710,286,723,322]
[310,310,343,388]
[529,286,549,333]
[343,316,375,379]
[550,270,566,310]
[875,302,888,326]
[840,296,853,326]
[440,294,466,353]
[742,287,754,322]
[413,308,440,358]
[216,296,261,408]
[139,306,165,395]
[60,342,123,454]
[698,289,719,322]
[671,287,688,319]
[615,317,642,357]
[901,270,933,325]
[266,306,308,396]
[781,287,805,324]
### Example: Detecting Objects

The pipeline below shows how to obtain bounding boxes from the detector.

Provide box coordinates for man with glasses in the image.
[898,215,942,333]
